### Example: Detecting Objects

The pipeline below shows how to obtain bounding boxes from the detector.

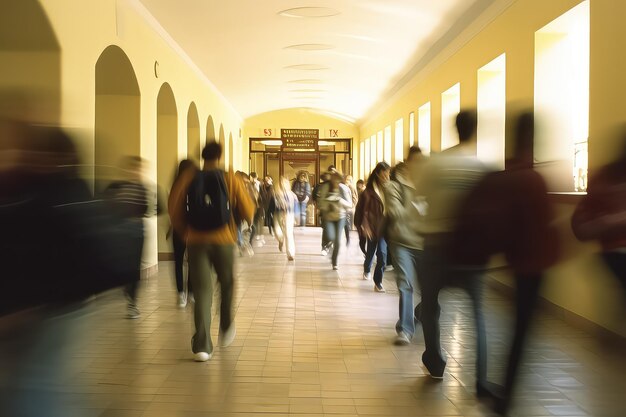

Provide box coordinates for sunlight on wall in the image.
[384,125,392,163]
[376,131,383,168]
[477,54,506,169]
[534,0,589,191]
[418,102,431,156]
[359,141,365,180]
[409,112,415,148]
[441,83,460,150]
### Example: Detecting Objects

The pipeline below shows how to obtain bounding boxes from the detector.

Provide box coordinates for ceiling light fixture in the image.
[278,7,340,18]
[284,43,335,51]
[289,89,326,93]
[284,64,329,71]
[288,79,324,84]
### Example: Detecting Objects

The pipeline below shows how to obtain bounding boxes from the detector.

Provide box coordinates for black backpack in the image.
[186,170,230,231]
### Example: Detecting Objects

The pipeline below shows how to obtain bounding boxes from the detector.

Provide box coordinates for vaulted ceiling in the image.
[139,0,497,122]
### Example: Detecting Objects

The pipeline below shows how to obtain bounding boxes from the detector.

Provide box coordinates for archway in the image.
[0,0,61,125]
[206,115,216,144]
[95,45,140,192]
[156,83,178,255]
[187,102,200,162]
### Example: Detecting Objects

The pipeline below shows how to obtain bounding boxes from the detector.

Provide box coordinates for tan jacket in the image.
[168,169,255,245]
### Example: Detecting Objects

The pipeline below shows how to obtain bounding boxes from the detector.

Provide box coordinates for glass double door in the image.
[282,154,317,226]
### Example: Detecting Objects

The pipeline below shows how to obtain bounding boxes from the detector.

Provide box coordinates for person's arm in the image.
[384,181,404,223]
[168,169,195,238]
[232,173,255,225]
[338,184,352,209]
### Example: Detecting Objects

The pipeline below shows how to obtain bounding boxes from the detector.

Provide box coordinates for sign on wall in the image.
[281,129,319,151]
[326,129,340,138]
[261,128,278,137]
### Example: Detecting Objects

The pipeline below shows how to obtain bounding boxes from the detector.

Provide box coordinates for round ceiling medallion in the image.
[278,7,340,18]
[284,43,335,51]
[284,64,329,71]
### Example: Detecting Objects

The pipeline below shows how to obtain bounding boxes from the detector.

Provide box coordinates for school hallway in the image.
[36,227,625,417]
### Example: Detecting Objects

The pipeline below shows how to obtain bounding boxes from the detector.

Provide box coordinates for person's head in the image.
[390,162,408,182]
[264,175,273,186]
[121,155,144,180]
[298,171,308,182]
[321,172,331,183]
[201,141,222,163]
[328,165,336,173]
[177,159,196,178]
[456,110,478,143]
[356,179,365,191]
[406,146,422,163]
[367,162,391,187]
[330,171,343,189]
[250,172,258,180]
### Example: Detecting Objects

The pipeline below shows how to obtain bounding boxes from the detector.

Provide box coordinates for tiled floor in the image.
[9,228,626,417]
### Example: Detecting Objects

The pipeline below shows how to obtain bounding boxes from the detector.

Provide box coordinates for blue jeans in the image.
[364,237,387,286]
[295,201,307,226]
[391,244,424,337]
[324,218,345,267]
[418,236,487,384]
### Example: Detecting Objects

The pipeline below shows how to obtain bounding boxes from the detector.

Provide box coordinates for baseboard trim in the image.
[485,276,625,345]
[158,252,174,261]
[141,264,158,279]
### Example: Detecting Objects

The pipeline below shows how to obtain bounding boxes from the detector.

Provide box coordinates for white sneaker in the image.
[395,332,411,345]
[332,265,338,271]
[362,272,371,280]
[219,324,236,348]
[194,352,212,362]
[385,265,394,272]
[126,304,140,319]
[321,248,328,256]
[188,293,195,303]
[374,284,386,293]
[177,292,187,308]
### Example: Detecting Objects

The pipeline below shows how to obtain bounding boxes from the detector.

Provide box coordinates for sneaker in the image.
[362,272,371,280]
[287,255,294,261]
[422,353,446,379]
[219,324,236,348]
[385,265,394,272]
[394,332,411,345]
[245,246,254,257]
[194,351,212,362]
[126,304,140,319]
[177,292,187,308]
[374,284,385,293]
[321,248,328,256]
[332,265,338,270]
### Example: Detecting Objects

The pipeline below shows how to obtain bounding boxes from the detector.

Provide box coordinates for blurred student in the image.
[169,141,254,362]
[271,177,297,261]
[344,174,358,242]
[169,159,198,308]
[355,162,391,291]
[260,175,274,235]
[313,171,333,254]
[385,147,427,345]
[318,171,352,270]
[292,171,311,227]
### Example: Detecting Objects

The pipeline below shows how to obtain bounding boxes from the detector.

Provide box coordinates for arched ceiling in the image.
[138,0,498,122]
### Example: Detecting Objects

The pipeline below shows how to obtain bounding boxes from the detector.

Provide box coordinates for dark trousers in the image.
[265,208,274,235]
[502,273,543,402]
[173,231,192,294]
[417,237,487,384]
[123,220,144,304]
[364,238,387,286]
[344,211,353,244]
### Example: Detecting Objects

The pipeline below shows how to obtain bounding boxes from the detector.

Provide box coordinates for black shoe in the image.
[422,352,446,379]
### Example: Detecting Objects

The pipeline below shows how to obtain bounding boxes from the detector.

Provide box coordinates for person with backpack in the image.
[355,162,391,291]
[317,171,352,270]
[292,171,311,227]
[313,171,332,254]
[168,141,254,362]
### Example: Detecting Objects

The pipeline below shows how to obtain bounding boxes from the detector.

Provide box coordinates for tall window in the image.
[364,137,370,178]
[418,103,431,155]
[359,141,365,180]
[394,118,404,163]
[441,83,461,150]
[535,0,589,191]
[384,125,392,163]
[370,134,376,173]
[376,131,383,168]
[409,112,415,147]
[477,54,506,169]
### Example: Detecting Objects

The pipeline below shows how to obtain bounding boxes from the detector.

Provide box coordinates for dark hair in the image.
[356,179,365,186]
[407,145,422,161]
[176,159,196,179]
[367,162,391,188]
[201,141,222,161]
[250,172,257,179]
[328,164,336,172]
[456,110,478,143]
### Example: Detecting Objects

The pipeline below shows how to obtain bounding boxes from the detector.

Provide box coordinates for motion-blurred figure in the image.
[413,110,489,387]
[271,177,297,261]
[168,141,254,361]
[450,111,559,414]
[318,171,352,270]
[344,174,359,240]
[385,147,427,345]
[292,170,311,227]
[572,125,626,296]
[261,175,274,236]
[169,159,198,308]
[355,162,391,291]
[313,171,333,254]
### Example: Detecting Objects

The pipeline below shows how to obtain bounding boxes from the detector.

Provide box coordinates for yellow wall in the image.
[244,108,360,176]
[358,0,626,335]
[28,0,244,265]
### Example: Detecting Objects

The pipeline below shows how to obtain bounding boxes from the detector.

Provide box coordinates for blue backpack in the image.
[186,170,230,231]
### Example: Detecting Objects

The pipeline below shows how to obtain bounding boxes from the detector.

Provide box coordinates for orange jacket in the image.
[168,169,255,245]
